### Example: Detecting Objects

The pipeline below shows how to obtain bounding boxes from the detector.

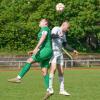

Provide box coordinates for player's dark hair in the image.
[41,18,49,25]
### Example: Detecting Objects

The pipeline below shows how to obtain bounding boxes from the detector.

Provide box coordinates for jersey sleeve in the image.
[42,31,48,35]
[51,27,59,35]
[63,34,67,42]
[51,27,60,38]
[62,34,74,52]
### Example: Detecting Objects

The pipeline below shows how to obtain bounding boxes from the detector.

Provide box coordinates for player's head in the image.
[61,21,70,32]
[39,19,48,27]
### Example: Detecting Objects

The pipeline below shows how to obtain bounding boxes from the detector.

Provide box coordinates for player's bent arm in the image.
[33,31,47,54]
[62,42,79,55]
[62,42,74,52]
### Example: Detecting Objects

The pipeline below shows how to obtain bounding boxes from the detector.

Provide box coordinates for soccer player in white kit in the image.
[48,21,78,96]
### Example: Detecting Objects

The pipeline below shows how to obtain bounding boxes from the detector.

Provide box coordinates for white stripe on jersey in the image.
[42,31,48,35]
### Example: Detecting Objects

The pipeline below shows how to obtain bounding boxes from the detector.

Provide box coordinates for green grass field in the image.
[0,68,100,100]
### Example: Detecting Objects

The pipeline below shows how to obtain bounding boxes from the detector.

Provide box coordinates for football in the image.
[56,3,65,12]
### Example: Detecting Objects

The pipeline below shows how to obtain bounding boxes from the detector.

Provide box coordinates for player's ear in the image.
[44,19,49,26]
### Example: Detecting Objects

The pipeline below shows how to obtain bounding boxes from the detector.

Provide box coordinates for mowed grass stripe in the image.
[0,69,100,100]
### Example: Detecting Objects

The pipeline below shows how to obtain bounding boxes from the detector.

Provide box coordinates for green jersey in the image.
[32,26,52,68]
[38,26,52,49]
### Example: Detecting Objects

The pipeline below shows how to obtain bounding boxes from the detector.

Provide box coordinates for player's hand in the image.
[73,50,79,55]
[28,51,34,56]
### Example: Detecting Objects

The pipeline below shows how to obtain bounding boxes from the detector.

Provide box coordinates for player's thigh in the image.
[39,48,52,60]
[31,48,52,62]
[57,55,64,75]
[40,58,50,69]
[50,62,57,74]
[41,59,50,76]
[50,55,58,73]
[57,54,64,66]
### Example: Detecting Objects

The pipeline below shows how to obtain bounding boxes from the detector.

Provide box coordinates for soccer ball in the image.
[56,3,65,12]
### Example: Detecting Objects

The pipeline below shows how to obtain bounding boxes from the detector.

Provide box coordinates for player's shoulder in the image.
[41,27,50,34]
[52,26,61,32]
[52,26,60,30]
[42,26,50,31]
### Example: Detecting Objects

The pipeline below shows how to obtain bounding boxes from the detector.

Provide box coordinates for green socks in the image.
[44,74,49,89]
[18,62,49,90]
[18,63,31,78]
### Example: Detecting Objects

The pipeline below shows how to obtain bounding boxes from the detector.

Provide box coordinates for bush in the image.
[0,0,100,52]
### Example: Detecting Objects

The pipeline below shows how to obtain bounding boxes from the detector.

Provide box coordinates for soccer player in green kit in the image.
[8,19,52,94]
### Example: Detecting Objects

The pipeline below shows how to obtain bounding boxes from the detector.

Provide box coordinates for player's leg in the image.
[40,59,50,91]
[17,57,35,79]
[49,57,57,92]
[8,57,36,83]
[36,48,52,90]
[57,64,64,91]
[43,60,57,100]
[41,67,49,90]
[57,64,70,96]
[57,56,70,96]
[40,60,53,100]
[42,67,51,100]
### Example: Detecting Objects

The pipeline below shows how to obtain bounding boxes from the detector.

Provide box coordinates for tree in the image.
[0,0,100,52]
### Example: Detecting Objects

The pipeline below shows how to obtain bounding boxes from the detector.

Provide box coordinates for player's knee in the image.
[58,70,64,76]
[41,68,47,76]
[50,68,56,75]
[27,58,33,63]
[42,71,47,76]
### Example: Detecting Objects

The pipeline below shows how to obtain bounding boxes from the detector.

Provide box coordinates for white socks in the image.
[59,76,64,91]
[49,74,65,92]
[49,73,54,89]
[17,75,21,79]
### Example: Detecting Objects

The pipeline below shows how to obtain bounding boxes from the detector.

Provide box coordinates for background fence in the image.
[64,59,100,68]
[0,59,100,69]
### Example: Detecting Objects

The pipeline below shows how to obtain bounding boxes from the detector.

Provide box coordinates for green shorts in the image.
[31,48,52,68]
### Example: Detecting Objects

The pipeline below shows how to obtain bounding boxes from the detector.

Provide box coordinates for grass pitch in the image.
[0,68,100,100]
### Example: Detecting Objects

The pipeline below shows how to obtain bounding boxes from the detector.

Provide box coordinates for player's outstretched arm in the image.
[62,42,74,52]
[62,42,79,55]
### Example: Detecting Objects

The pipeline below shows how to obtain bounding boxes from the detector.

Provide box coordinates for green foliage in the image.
[0,0,100,52]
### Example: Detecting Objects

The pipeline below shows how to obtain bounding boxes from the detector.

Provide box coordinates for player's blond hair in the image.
[61,21,69,27]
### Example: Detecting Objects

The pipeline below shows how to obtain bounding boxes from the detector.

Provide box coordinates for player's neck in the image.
[41,25,48,28]
[60,27,64,32]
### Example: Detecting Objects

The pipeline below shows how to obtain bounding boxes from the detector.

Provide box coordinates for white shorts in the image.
[50,51,64,66]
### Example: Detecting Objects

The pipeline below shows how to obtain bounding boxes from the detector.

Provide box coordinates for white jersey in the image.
[50,27,67,66]
[51,27,67,52]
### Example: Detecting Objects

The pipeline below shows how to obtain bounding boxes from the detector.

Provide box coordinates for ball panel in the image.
[56,3,65,12]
